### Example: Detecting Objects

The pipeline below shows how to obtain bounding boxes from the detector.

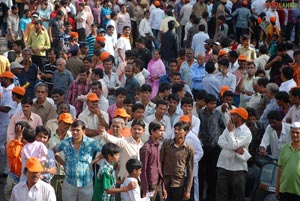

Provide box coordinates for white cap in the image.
[291,122,300,128]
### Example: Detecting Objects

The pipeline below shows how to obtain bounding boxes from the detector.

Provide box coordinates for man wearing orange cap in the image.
[0,71,15,174]
[231,1,251,42]
[10,157,56,201]
[236,35,256,61]
[149,0,164,47]
[216,107,252,201]
[78,92,109,139]
[265,16,280,44]
[9,86,26,117]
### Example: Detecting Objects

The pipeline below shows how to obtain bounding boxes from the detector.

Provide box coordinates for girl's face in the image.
[153,51,160,60]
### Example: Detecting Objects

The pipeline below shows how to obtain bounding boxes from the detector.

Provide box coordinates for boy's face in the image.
[181,103,193,115]
[174,126,187,140]
[140,91,151,102]
[168,99,179,109]
[206,101,217,111]
[109,153,120,163]
[132,168,142,178]
[131,125,145,139]
[156,104,167,116]
[36,132,49,145]
[124,103,133,115]
[116,94,126,104]
[132,108,145,120]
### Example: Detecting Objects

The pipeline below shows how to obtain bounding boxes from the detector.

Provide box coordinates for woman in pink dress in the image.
[147,50,166,98]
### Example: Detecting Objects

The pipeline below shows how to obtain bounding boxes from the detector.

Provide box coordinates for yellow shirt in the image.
[27,30,50,56]
[0,55,10,73]
[237,46,257,60]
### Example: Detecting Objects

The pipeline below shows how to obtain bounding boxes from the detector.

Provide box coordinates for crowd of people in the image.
[0,0,300,200]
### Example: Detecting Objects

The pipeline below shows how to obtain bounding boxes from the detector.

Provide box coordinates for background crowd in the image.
[0,0,300,200]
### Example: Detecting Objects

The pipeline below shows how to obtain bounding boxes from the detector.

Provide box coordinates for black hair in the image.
[174,121,190,133]
[140,84,152,93]
[23,128,36,143]
[223,90,234,98]
[90,80,102,89]
[257,77,269,87]
[281,66,294,80]
[259,44,268,54]
[35,83,49,93]
[12,92,24,100]
[168,58,178,64]
[218,59,229,67]
[134,59,145,71]
[172,83,184,94]
[123,97,135,105]
[115,87,127,97]
[181,97,193,106]
[149,121,164,135]
[92,68,104,79]
[158,82,171,93]
[199,24,205,32]
[21,97,33,105]
[51,88,65,96]
[205,94,217,103]
[267,110,283,121]
[15,121,31,130]
[255,69,266,77]
[246,107,257,117]
[14,40,25,49]
[168,20,176,30]
[57,101,71,111]
[131,119,146,128]
[205,61,216,73]
[290,87,300,97]
[156,100,168,108]
[228,51,238,59]
[126,158,142,173]
[123,26,131,31]
[167,93,180,102]
[275,91,289,103]
[35,20,43,25]
[71,120,86,130]
[101,142,121,159]
[132,103,145,112]
[35,126,51,139]
[194,90,207,101]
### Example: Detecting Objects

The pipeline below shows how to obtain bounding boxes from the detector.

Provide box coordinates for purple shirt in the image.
[140,138,164,194]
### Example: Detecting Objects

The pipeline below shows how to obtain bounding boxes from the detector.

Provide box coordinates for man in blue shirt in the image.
[190,54,206,92]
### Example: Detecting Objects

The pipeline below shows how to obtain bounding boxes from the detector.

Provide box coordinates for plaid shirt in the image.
[54,136,103,187]
[67,80,90,115]
[93,159,116,201]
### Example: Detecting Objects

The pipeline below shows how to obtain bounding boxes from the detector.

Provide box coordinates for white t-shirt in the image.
[121,177,149,201]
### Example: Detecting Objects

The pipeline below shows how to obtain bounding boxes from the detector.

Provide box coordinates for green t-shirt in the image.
[278,143,300,195]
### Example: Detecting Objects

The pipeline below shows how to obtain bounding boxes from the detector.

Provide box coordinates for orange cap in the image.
[0,71,14,79]
[179,115,191,123]
[25,157,44,172]
[12,86,26,96]
[218,49,228,57]
[257,17,263,24]
[58,113,73,124]
[87,93,99,101]
[69,32,79,38]
[270,16,276,23]
[96,36,106,43]
[113,108,131,118]
[230,108,248,120]
[100,52,110,61]
[238,55,247,61]
[220,85,230,96]
[154,0,160,6]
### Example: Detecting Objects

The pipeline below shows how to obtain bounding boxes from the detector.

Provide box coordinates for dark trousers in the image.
[165,185,184,201]
[199,146,220,201]
[31,55,46,71]
[279,193,300,201]
[50,175,65,201]
[216,168,247,201]
[16,2,25,18]
[77,28,86,42]
[149,184,164,201]
[236,27,249,42]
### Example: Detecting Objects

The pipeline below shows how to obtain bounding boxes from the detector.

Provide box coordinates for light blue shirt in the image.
[259,98,280,129]
[202,74,221,99]
[19,17,32,31]
[190,63,206,90]
[215,72,236,92]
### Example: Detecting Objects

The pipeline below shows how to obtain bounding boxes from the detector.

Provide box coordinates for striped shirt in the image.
[86,34,96,57]
[54,136,103,187]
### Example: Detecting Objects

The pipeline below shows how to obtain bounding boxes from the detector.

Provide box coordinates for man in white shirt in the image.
[104,25,116,57]
[279,66,297,93]
[149,1,165,41]
[191,24,209,56]
[259,110,291,159]
[74,3,87,42]
[10,157,56,201]
[78,93,109,139]
[116,26,131,63]
[216,107,252,201]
